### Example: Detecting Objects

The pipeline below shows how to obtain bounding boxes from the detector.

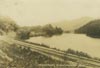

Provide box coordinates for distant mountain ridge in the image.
[0,16,94,33]
[52,17,94,31]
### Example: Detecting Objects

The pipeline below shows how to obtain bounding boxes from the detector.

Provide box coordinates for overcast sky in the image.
[0,0,100,26]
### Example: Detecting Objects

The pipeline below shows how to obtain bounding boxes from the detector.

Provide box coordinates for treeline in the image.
[16,24,63,40]
[65,49,92,58]
[0,17,63,40]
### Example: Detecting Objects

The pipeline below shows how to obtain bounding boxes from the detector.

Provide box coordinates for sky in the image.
[0,0,100,26]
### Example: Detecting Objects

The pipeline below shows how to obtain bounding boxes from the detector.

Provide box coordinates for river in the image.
[27,34,100,58]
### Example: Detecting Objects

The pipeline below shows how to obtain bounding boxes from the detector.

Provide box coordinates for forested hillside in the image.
[75,19,100,38]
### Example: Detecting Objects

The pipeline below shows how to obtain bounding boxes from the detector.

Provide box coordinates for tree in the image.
[55,27,63,35]
[42,24,55,36]
[0,17,19,33]
[42,24,63,36]
[16,27,31,40]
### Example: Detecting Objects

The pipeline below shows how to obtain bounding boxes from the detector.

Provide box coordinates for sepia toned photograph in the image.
[0,0,100,68]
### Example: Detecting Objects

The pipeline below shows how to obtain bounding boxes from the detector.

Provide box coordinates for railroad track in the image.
[1,36,100,68]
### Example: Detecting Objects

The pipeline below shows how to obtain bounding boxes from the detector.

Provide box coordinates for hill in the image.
[52,17,93,31]
[75,19,100,38]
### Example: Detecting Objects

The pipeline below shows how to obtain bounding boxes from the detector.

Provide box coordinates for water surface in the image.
[28,34,100,58]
